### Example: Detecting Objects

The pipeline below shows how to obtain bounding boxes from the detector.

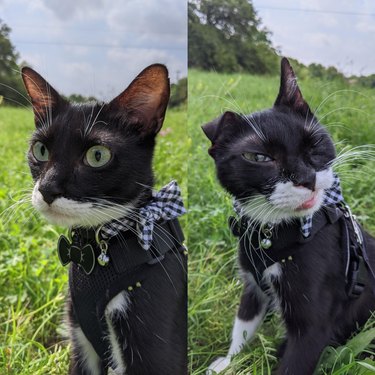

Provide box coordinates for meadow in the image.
[0,105,187,374]
[1,68,375,375]
[188,69,375,374]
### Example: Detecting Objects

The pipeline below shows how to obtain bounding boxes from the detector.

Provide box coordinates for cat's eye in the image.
[242,152,273,162]
[85,145,112,168]
[32,141,49,162]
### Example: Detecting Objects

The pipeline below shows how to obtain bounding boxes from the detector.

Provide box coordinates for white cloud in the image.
[38,0,105,20]
[356,19,375,33]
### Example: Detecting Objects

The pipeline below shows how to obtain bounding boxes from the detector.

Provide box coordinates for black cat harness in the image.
[230,175,375,298]
[56,181,186,367]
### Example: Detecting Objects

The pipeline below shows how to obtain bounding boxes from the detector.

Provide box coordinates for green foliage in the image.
[170,77,187,108]
[188,69,375,374]
[188,0,278,74]
[0,20,28,107]
[64,94,98,103]
[0,106,188,373]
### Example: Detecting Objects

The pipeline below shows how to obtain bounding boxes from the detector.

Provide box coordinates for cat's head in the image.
[202,58,336,224]
[22,64,170,228]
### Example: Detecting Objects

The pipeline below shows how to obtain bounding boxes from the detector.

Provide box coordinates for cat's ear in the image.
[21,67,65,124]
[202,111,238,158]
[274,57,312,117]
[202,111,238,142]
[108,64,170,136]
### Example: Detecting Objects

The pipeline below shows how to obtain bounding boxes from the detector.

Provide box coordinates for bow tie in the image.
[101,180,186,250]
[57,235,96,275]
[56,181,186,273]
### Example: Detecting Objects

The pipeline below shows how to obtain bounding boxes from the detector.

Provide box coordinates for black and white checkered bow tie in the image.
[101,180,186,250]
[233,173,344,237]
[300,173,343,237]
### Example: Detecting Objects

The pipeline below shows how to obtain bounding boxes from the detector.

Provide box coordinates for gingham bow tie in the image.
[101,181,186,250]
[300,173,344,237]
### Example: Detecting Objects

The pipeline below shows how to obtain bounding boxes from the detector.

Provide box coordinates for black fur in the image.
[22,65,187,374]
[203,58,375,374]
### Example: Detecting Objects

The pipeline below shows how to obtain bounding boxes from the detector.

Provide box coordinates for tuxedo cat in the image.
[22,65,187,375]
[203,58,375,374]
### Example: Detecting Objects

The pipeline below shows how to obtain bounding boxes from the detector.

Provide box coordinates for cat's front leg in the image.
[275,328,332,375]
[207,277,268,374]
[67,297,105,375]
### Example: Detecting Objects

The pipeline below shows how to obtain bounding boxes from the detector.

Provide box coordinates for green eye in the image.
[85,145,111,168]
[243,152,273,162]
[32,141,49,161]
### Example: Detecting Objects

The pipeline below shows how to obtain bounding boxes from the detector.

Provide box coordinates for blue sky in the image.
[0,0,187,100]
[253,0,375,77]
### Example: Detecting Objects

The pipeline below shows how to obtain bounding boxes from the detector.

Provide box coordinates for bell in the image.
[260,238,272,249]
[97,253,110,266]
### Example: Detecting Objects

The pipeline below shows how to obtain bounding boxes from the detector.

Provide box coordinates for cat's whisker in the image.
[313,89,368,120]
[318,106,367,125]
[84,103,107,137]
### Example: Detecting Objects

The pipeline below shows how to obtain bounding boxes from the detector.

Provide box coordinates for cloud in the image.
[356,19,375,33]
[39,0,105,20]
[106,0,185,36]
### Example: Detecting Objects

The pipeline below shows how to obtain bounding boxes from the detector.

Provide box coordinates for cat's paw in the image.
[206,356,231,374]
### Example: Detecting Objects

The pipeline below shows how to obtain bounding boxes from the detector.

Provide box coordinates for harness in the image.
[229,203,374,298]
[54,181,186,368]
[67,218,185,367]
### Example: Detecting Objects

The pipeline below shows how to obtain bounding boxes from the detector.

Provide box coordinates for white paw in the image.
[206,356,231,374]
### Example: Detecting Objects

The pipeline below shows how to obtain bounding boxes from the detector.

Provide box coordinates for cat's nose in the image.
[39,184,63,205]
[292,175,316,191]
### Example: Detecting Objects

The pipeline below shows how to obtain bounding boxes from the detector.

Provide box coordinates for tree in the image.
[189,0,278,74]
[0,19,28,106]
[169,77,187,108]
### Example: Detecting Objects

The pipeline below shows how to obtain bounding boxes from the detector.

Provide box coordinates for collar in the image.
[101,180,186,250]
[57,181,186,274]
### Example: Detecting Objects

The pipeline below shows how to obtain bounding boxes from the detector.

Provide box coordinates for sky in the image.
[1,1,374,100]
[0,0,187,100]
[252,0,375,77]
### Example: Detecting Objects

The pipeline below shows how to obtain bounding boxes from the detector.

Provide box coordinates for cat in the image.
[21,64,187,375]
[202,58,375,374]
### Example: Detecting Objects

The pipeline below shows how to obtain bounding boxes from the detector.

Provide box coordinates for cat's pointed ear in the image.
[274,57,312,117]
[202,111,238,143]
[21,67,65,124]
[108,64,170,136]
[202,111,238,158]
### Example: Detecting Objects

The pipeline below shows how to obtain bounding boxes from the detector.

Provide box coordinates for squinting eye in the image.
[85,145,111,168]
[32,141,49,162]
[243,152,273,162]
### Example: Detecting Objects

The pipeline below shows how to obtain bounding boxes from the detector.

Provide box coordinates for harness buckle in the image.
[347,254,367,298]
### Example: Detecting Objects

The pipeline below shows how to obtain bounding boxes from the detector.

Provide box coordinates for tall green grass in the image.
[0,105,187,374]
[188,69,375,375]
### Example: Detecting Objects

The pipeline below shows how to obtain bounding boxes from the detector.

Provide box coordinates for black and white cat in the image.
[22,65,187,375]
[203,58,375,374]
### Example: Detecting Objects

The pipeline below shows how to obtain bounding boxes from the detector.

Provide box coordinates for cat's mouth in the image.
[296,191,319,211]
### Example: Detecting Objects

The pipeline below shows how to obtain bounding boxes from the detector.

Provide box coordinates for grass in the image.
[187,69,375,375]
[0,105,188,374]
[1,69,375,375]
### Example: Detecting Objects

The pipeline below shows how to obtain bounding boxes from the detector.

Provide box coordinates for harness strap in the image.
[230,206,342,279]
[69,218,185,365]
[230,205,373,298]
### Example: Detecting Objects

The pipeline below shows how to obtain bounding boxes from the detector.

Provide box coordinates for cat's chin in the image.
[32,184,133,228]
